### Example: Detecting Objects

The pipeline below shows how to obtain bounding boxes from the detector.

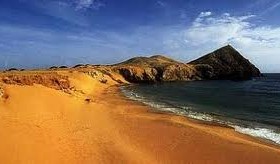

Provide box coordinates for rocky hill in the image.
[189,45,261,80]
[112,55,200,83]
[112,45,261,83]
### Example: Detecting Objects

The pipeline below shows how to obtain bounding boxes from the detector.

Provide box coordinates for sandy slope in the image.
[0,70,280,164]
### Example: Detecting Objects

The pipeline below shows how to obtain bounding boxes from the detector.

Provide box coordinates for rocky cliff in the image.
[112,55,200,83]
[113,45,261,83]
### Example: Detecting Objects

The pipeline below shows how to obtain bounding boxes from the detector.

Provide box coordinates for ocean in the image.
[121,74,280,145]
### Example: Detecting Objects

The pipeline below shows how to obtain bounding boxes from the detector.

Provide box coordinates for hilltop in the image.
[112,55,198,83]
[116,55,181,67]
[190,45,261,80]
[111,45,261,82]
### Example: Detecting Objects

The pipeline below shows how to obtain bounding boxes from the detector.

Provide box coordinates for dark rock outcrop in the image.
[113,45,261,83]
[59,66,68,69]
[6,68,19,71]
[49,66,58,70]
[189,45,261,80]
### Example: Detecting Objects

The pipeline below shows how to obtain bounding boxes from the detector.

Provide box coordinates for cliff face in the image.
[113,45,261,83]
[115,66,159,83]
[113,55,201,83]
[189,45,261,80]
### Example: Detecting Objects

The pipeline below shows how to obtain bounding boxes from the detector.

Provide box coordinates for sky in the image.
[0,0,280,72]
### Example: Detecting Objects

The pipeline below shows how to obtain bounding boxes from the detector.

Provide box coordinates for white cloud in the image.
[162,12,280,72]
[198,11,212,17]
[185,13,254,46]
[193,11,213,27]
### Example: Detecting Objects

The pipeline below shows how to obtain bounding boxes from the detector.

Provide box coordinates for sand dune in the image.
[0,70,280,164]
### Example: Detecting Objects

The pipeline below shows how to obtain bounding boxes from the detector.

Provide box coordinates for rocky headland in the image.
[113,45,261,83]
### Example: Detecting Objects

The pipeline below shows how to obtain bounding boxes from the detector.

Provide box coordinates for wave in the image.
[233,126,280,144]
[120,86,280,145]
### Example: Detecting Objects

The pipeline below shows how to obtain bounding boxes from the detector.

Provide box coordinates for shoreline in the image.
[120,83,280,147]
[116,85,280,150]
[1,70,280,163]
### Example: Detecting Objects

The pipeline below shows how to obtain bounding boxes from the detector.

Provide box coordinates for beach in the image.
[0,70,280,164]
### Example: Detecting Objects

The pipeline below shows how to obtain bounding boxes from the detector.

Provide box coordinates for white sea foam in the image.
[186,112,214,122]
[121,86,217,122]
[233,126,280,144]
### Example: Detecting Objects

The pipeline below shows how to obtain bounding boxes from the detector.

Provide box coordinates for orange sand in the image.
[0,71,280,164]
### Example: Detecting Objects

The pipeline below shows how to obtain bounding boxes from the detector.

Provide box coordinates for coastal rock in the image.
[114,55,201,83]
[189,45,261,80]
[162,64,200,81]
[114,45,261,83]
[193,64,215,79]
[113,54,207,82]
[114,55,196,83]
[116,66,158,83]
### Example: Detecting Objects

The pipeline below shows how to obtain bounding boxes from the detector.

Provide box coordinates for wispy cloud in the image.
[247,0,280,16]
[156,1,167,7]
[20,0,105,26]
[75,0,105,10]
[260,0,280,15]
[27,0,89,26]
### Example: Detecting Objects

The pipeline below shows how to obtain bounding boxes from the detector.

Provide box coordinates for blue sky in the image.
[0,0,280,72]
